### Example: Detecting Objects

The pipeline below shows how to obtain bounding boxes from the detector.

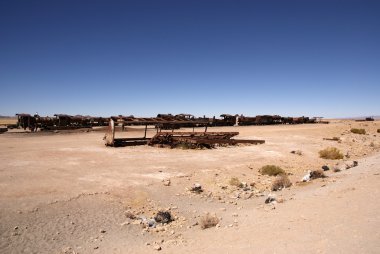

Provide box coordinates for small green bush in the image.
[351,128,366,135]
[260,165,285,176]
[319,147,344,160]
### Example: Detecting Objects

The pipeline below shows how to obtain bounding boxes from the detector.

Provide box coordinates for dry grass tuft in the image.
[125,211,136,219]
[229,177,243,188]
[271,175,292,191]
[260,165,285,176]
[351,128,366,135]
[200,214,219,229]
[310,169,326,179]
[319,147,344,160]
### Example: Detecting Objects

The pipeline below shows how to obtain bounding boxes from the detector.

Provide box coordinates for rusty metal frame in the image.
[104,119,265,148]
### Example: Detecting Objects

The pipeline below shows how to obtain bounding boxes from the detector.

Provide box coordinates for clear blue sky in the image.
[0,0,379,118]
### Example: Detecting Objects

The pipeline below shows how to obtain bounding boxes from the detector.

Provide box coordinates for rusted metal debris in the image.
[148,131,265,149]
[355,117,374,122]
[14,112,324,132]
[15,113,109,131]
[104,119,265,148]
[0,126,8,134]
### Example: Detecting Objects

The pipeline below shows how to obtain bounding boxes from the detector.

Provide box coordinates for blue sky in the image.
[0,0,379,118]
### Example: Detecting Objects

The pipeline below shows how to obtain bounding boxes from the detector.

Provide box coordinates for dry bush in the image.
[229,177,243,188]
[377,129,380,133]
[125,211,136,219]
[351,128,366,135]
[319,147,344,160]
[200,214,219,229]
[310,169,326,179]
[271,175,292,191]
[260,165,285,176]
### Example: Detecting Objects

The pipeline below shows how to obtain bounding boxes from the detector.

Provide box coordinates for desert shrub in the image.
[200,214,219,229]
[271,175,292,191]
[351,128,366,135]
[310,169,326,179]
[377,129,380,133]
[319,147,344,160]
[260,165,285,176]
[125,211,136,219]
[229,177,243,188]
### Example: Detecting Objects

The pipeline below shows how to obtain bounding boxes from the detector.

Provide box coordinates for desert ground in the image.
[0,120,379,253]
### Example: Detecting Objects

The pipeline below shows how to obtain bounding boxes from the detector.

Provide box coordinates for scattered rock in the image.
[190,183,203,193]
[100,229,106,233]
[153,245,162,251]
[334,160,358,172]
[163,179,171,186]
[290,150,303,155]
[146,219,156,228]
[302,171,311,182]
[154,211,173,224]
[120,221,130,226]
[322,165,329,171]
[345,160,358,169]
[265,194,277,204]
[241,191,253,200]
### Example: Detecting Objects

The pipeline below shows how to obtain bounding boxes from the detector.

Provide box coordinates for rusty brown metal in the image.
[148,131,265,148]
[105,119,265,148]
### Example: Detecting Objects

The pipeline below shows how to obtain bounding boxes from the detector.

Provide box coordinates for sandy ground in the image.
[0,120,379,253]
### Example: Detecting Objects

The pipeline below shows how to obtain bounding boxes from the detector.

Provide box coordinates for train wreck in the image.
[104,119,265,148]
[11,113,326,132]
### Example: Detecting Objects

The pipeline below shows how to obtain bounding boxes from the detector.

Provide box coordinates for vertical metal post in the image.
[144,124,147,138]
